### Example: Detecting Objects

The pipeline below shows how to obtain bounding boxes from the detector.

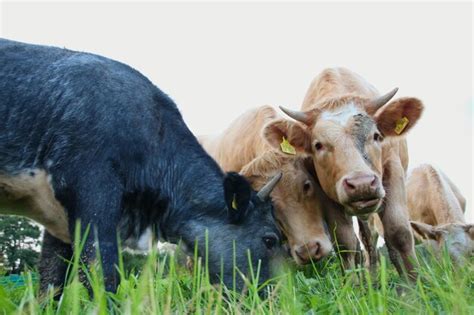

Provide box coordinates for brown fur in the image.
[199,105,276,172]
[371,164,472,263]
[199,106,332,265]
[301,68,379,108]
[275,68,424,279]
[0,170,70,243]
[407,164,465,225]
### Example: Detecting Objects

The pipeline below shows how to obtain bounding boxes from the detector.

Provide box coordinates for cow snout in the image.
[294,241,322,265]
[343,174,378,194]
[341,173,383,213]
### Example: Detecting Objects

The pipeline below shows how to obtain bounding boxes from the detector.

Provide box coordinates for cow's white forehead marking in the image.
[320,103,362,126]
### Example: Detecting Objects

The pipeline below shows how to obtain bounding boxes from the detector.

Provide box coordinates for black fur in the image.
[0,39,281,293]
[223,172,252,223]
[38,231,73,295]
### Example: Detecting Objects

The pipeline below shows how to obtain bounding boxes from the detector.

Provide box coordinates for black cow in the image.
[0,39,282,293]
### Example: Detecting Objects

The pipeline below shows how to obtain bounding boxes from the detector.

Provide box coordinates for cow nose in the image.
[343,174,378,195]
[294,241,321,264]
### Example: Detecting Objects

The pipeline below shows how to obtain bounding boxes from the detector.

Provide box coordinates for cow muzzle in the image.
[339,173,385,215]
[291,238,332,265]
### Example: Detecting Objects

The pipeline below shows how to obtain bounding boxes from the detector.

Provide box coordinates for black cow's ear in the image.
[223,172,252,224]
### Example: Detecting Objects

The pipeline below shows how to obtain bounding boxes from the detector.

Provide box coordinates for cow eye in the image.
[315,142,323,151]
[262,234,278,250]
[303,180,312,194]
[373,133,383,142]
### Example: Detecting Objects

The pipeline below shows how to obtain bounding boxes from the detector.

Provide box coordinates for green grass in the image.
[0,244,473,315]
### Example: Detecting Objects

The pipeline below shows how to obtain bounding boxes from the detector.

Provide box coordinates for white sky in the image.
[1,1,472,221]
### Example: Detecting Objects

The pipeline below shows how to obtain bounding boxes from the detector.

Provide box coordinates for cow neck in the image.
[155,126,227,242]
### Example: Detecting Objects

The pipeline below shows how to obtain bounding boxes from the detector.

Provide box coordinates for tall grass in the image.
[0,240,472,314]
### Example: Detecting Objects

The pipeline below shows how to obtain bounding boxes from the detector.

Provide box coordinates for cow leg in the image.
[358,217,378,274]
[354,240,363,267]
[380,160,417,281]
[64,169,123,293]
[39,231,73,296]
[324,202,359,271]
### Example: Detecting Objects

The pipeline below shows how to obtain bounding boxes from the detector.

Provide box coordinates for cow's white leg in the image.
[358,217,378,273]
[380,160,417,281]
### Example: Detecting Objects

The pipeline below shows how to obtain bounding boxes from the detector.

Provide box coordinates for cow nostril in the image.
[294,248,306,262]
[295,242,323,263]
[370,176,378,188]
[343,179,356,191]
[313,242,321,255]
[309,241,321,259]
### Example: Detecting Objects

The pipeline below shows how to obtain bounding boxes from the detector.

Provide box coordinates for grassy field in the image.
[0,242,473,315]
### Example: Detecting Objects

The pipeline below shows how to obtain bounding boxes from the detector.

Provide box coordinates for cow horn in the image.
[257,172,282,201]
[279,106,313,125]
[368,87,399,113]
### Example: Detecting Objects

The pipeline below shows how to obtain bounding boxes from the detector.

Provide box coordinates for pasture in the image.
[0,243,473,314]
[0,2,472,314]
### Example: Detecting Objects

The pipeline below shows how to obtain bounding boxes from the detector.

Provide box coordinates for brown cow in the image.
[368,164,472,265]
[266,68,424,279]
[408,164,473,263]
[199,105,333,265]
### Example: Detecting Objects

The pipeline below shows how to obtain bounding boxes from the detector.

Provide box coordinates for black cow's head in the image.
[180,172,283,293]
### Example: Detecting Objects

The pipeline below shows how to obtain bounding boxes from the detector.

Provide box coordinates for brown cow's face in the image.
[411,222,474,264]
[309,103,385,215]
[241,153,332,265]
[274,94,423,217]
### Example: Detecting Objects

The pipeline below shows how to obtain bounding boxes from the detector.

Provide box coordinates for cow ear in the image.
[373,97,424,137]
[463,224,474,239]
[262,119,312,154]
[223,172,252,224]
[410,221,441,241]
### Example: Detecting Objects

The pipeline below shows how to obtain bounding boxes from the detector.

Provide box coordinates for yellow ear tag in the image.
[394,117,409,135]
[280,137,296,155]
[231,194,238,210]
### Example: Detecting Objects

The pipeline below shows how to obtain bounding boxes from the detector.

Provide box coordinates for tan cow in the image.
[199,105,333,265]
[368,164,472,265]
[408,164,473,263]
[266,68,424,279]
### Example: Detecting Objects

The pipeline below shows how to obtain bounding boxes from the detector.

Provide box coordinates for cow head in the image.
[180,172,283,292]
[275,89,423,216]
[411,221,474,264]
[240,148,332,265]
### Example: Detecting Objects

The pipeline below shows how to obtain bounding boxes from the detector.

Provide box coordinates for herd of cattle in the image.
[0,39,472,295]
